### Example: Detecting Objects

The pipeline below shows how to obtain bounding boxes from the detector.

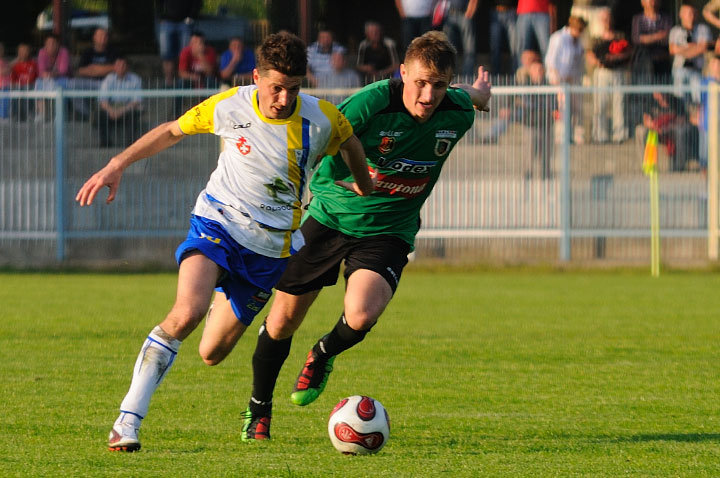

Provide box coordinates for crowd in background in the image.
[1,0,720,171]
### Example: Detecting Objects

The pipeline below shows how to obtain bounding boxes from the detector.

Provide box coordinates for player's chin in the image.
[415,105,436,120]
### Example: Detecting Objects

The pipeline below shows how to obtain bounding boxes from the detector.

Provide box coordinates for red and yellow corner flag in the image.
[643,129,658,176]
[642,129,660,276]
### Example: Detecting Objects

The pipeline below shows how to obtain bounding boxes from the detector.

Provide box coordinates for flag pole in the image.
[650,168,660,277]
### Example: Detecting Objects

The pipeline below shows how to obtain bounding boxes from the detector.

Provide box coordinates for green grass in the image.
[2,269,720,476]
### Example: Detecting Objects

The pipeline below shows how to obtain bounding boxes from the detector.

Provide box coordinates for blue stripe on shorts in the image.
[175,215,289,325]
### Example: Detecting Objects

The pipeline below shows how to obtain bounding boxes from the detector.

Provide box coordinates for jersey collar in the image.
[252,88,302,125]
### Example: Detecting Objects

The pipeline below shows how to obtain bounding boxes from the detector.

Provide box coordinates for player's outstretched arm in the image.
[453,65,491,112]
[335,134,376,196]
[76,121,185,206]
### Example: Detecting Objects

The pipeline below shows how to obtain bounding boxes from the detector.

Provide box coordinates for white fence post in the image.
[54,88,66,262]
[560,84,572,261]
[708,83,719,260]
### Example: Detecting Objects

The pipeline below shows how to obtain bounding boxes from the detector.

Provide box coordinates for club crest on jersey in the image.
[378,136,395,154]
[236,136,251,155]
[434,139,452,156]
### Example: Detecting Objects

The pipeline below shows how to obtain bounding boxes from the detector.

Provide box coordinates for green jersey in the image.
[307,78,475,247]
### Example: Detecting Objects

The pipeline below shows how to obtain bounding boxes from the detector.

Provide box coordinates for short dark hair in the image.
[255,31,307,77]
[404,31,456,76]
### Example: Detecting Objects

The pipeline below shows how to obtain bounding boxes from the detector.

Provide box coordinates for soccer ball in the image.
[328,395,390,455]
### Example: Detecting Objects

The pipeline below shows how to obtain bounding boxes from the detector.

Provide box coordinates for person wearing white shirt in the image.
[545,15,587,143]
[669,4,711,102]
[306,29,346,86]
[96,57,143,147]
[395,0,434,52]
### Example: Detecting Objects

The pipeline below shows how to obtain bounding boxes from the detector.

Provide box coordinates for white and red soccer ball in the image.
[328,395,390,455]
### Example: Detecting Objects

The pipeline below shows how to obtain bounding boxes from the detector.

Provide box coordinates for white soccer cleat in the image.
[108,421,141,452]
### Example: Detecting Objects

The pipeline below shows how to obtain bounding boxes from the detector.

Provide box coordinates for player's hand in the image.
[75,161,124,206]
[335,170,377,196]
[472,66,491,112]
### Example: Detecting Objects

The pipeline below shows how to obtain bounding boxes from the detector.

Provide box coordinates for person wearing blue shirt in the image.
[219,37,256,85]
[95,56,144,147]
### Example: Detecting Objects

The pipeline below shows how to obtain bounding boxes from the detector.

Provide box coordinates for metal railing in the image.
[0,82,717,266]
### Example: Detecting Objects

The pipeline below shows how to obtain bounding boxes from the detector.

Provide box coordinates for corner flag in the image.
[643,129,660,276]
[643,129,658,176]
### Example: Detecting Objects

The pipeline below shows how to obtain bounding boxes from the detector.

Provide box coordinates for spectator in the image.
[178,31,217,88]
[395,0,434,53]
[76,28,117,80]
[306,29,346,86]
[0,43,9,121]
[35,34,71,122]
[157,0,203,84]
[10,43,38,88]
[73,27,118,120]
[519,61,556,178]
[669,3,711,103]
[587,7,632,143]
[9,43,38,120]
[516,0,555,60]
[95,57,143,147]
[219,36,255,85]
[636,91,697,171]
[631,0,672,81]
[443,0,478,78]
[356,20,400,83]
[515,48,541,84]
[316,52,361,104]
[35,34,71,89]
[489,0,518,76]
[545,15,587,144]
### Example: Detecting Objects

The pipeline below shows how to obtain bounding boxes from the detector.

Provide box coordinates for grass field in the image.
[2,268,720,477]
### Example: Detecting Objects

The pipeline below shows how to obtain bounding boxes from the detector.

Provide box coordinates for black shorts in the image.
[275,215,411,295]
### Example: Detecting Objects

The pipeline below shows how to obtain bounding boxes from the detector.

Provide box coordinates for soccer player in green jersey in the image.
[204,31,491,440]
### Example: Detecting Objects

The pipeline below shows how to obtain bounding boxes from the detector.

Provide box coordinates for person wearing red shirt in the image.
[516,0,556,60]
[178,31,217,88]
[10,43,38,88]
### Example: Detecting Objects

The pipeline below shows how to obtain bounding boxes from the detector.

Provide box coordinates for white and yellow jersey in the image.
[177,85,353,258]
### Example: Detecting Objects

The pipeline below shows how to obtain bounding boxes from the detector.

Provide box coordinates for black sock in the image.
[249,322,292,416]
[312,313,370,359]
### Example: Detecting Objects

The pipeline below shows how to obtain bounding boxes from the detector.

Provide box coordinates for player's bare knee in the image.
[265,315,300,339]
[343,309,379,331]
[167,303,207,328]
[198,338,230,366]
[199,348,225,366]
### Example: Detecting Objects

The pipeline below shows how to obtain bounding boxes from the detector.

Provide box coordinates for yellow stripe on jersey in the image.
[317,99,354,156]
[177,87,239,135]
[283,116,305,256]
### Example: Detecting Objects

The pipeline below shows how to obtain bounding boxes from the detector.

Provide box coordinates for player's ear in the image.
[252,69,260,85]
[399,63,407,80]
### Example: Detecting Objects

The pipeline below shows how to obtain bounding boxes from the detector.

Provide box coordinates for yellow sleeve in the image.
[318,100,354,156]
[177,87,239,135]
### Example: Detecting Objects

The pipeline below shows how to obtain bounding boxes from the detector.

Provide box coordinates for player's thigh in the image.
[198,292,247,365]
[265,289,322,340]
[163,251,222,340]
[342,234,410,329]
[344,269,393,330]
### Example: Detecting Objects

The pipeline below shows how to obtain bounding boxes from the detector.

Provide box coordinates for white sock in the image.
[118,326,181,425]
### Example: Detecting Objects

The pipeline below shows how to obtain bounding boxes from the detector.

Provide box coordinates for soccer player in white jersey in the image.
[75,32,375,452]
